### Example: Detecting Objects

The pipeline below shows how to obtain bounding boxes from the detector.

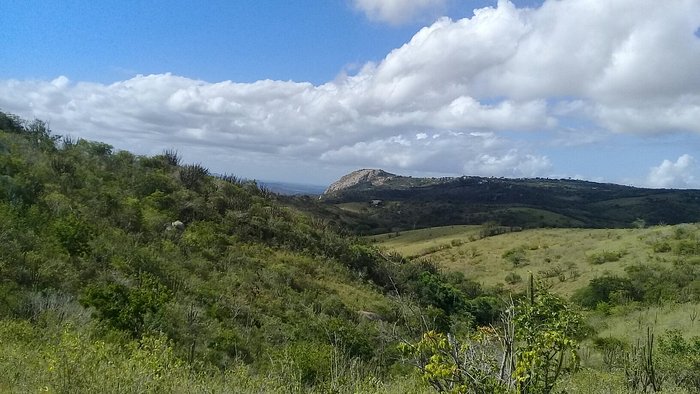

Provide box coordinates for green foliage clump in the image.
[586,250,626,265]
[572,276,640,309]
[502,247,527,266]
[400,281,583,394]
[80,273,171,337]
[657,330,700,391]
[505,272,522,285]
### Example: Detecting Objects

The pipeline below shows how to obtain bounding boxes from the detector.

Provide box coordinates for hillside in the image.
[0,112,496,392]
[373,224,700,390]
[372,224,700,300]
[319,169,700,233]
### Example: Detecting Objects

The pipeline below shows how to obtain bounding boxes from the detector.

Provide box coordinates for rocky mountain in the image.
[322,169,397,195]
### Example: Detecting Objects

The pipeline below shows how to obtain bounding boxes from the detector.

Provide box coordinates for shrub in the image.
[505,272,522,284]
[572,275,640,309]
[586,250,625,265]
[502,247,527,266]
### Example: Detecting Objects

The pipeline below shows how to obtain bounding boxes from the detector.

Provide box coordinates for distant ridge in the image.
[318,169,700,231]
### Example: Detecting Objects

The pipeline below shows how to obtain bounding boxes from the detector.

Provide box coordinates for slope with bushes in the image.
[0,112,498,391]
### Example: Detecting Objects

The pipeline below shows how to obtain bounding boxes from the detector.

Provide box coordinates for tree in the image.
[400,276,583,394]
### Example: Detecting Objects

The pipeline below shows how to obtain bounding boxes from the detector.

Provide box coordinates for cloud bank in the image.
[2,0,700,184]
[647,154,698,189]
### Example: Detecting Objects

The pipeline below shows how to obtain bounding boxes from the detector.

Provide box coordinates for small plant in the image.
[179,163,209,190]
[586,250,626,265]
[502,247,527,266]
[624,328,661,393]
[651,241,671,253]
[505,272,522,285]
[592,336,627,368]
[163,148,181,166]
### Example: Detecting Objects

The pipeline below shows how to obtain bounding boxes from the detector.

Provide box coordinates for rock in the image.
[165,220,185,231]
[323,169,396,196]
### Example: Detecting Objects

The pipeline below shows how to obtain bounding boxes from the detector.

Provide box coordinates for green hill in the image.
[317,169,700,234]
[0,112,498,392]
[373,225,700,375]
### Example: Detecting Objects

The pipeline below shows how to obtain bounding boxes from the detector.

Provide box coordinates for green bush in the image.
[572,275,640,309]
[586,250,625,265]
[502,247,527,266]
[505,272,522,284]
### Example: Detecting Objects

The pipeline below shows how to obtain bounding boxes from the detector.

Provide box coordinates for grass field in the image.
[369,225,482,257]
[374,223,700,376]
[372,224,697,297]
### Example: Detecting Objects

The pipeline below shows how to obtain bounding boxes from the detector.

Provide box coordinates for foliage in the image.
[572,276,641,309]
[657,330,700,391]
[505,272,522,285]
[586,250,626,265]
[502,247,527,266]
[399,329,510,394]
[0,112,490,391]
[401,280,583,394]
[513,281,583,393]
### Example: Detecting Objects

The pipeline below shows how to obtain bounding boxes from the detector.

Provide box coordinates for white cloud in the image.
[463,150,551,178]
[2,0,700,182]
[320,131,550,177]
[646,154,698,188]
[352,0,447,25]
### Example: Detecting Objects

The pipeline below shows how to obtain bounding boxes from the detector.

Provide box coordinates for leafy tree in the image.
[572,275,639,309]
[401,279,583,394]
[513,281,583,393]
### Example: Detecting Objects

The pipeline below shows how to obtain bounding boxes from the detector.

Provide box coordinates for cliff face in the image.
[323,169,396,195]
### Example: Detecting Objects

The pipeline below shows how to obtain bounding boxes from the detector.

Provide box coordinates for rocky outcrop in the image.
[323,169,396,195]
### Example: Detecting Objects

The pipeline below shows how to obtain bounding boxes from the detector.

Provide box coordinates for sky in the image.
[2,0,700,188]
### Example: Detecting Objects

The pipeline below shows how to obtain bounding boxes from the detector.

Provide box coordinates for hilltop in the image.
[317,169,700,233]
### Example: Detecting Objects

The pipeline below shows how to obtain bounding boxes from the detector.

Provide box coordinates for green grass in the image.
[336,202,370,214]
[590,302,700,342]
[373,225,690,297]
[368,225,482,257]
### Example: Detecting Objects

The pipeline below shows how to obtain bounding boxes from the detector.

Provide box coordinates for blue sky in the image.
[2,0,700,188]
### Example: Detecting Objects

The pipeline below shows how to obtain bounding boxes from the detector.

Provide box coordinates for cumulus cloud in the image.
[2,0,700,182]
[646,154,698,189]
[352,0,447,25]
[320,131,550,177]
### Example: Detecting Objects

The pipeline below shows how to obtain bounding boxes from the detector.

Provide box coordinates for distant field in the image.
[369,225,482,257]
[373,224,694,297]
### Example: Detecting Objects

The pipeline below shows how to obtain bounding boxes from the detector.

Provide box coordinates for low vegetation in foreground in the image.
[1,111,699,393]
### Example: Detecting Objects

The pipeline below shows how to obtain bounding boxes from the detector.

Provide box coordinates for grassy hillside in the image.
[2,111,699,392]
[373,224,700,297]
[1,112,499,392]
[374,224,700,391]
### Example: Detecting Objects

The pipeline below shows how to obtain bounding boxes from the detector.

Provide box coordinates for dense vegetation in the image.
[0,112,509,392]
[314,170,700,234]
